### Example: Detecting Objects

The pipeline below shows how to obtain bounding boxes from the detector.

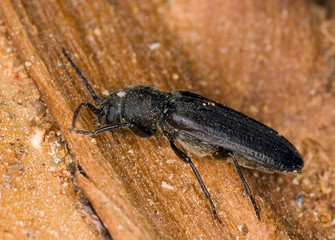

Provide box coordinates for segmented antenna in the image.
[62,48,102,104]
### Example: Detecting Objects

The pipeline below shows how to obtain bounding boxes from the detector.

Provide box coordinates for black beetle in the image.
[63,49,303,221]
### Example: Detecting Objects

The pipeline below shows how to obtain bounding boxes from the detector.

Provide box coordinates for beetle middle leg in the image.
[169,140,220,222]
[228,152,261,220]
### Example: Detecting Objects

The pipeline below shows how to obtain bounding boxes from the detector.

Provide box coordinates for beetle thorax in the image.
[99,86,167,133]
[121,86,167,130]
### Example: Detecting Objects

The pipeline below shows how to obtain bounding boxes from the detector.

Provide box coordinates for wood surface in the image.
[1,0,334,239]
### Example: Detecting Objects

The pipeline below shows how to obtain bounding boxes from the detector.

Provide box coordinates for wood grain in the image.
[1,0,333,239]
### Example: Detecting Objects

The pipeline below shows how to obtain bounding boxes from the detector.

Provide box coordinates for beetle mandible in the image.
[62,49,303,221]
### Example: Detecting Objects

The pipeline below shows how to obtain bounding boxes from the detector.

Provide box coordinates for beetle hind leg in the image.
[169,140,221,222]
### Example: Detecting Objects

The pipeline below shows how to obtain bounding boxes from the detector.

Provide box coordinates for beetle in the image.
[62,49,303,221]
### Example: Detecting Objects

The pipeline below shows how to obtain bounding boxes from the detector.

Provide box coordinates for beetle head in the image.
[99,91,125,125]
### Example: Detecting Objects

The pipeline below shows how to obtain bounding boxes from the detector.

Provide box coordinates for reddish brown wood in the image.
[1,0,333,239]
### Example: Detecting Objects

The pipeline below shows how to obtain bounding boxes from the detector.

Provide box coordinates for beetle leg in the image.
[228,152,261,220]
[129,124,155,138]
[74,122,134,135]
[169,140,221,222]
[72,102,103,130]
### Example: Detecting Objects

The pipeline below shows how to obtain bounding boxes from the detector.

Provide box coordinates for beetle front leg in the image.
[169,140,221,222]
[72,102,103,131]
[73,122,134,135]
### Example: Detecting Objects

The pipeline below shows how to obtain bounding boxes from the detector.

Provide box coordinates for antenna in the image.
[62,48,101,104]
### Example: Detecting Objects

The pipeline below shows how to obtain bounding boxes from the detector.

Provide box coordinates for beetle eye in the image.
[107,105,117,123]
